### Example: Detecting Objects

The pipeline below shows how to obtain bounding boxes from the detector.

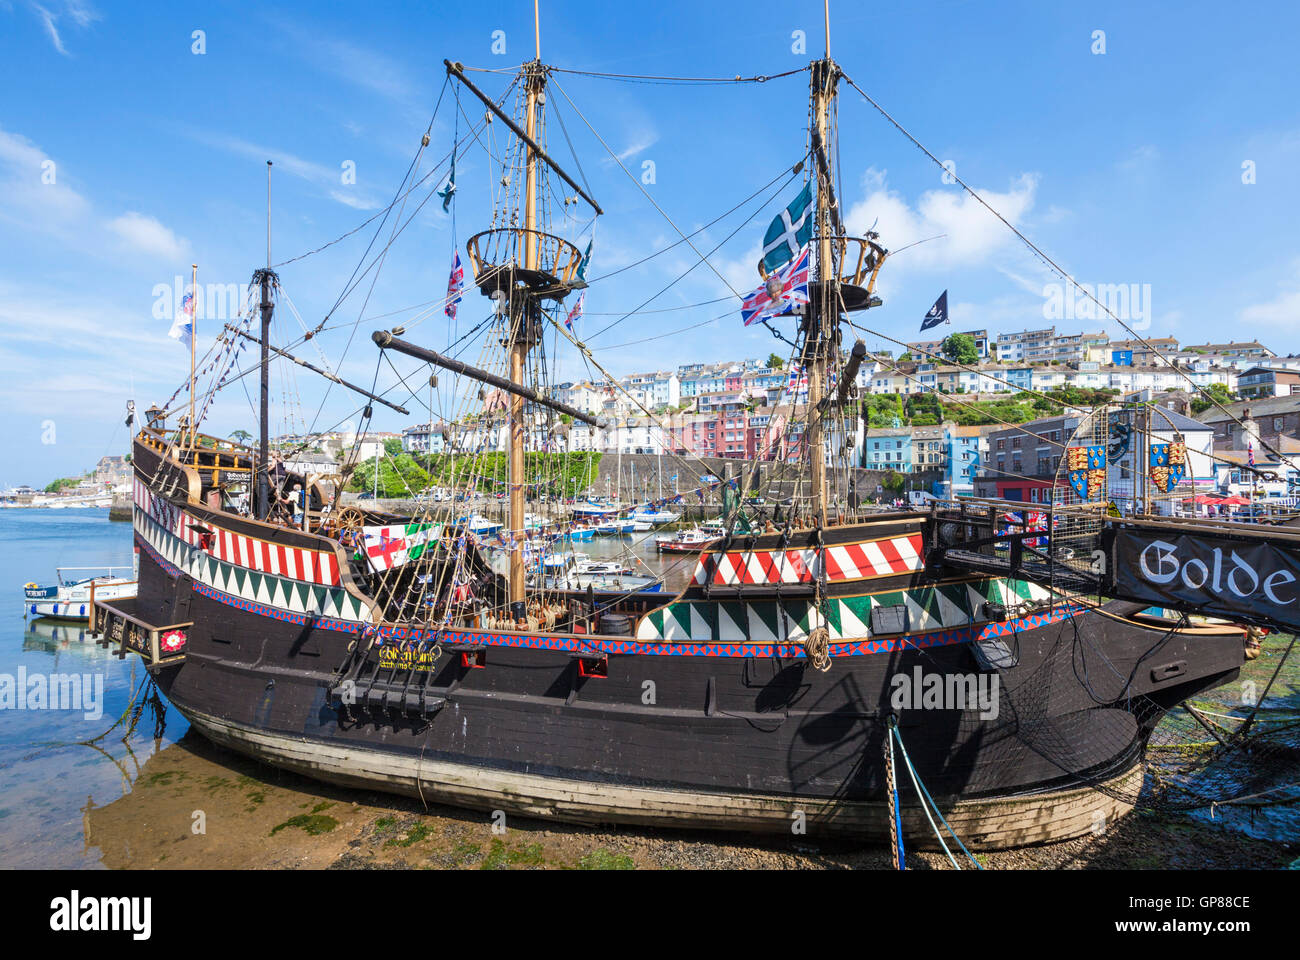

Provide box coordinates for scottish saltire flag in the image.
[761,182,814,274]
[438,157,456,211]
[565,291,585,331]
[445,251,464,321]
[920,290,949,331]
[740,245,810,326]
[168,291,195,348]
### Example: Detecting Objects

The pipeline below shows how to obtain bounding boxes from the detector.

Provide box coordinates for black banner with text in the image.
[1113,529,1300,631]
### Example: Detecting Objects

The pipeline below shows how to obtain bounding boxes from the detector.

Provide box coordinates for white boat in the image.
[654,526,723,554]
[631,509,679,525]
[593,518,637,535]
[459,514,503,536]
[572,500,622,520]
[23,565,137,620]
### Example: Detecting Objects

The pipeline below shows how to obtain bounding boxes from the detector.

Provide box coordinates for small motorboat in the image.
[24,565,137,621]
[593,518,638,535]
[458,514,503,536]
[654,527,722,554]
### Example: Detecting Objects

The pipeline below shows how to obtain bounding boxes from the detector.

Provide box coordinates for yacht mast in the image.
[806,1,837,527]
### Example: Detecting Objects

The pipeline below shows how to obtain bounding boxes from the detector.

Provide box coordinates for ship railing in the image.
[466,228,585,292]
[89,589,189,672]
[758,235,888,291]
[55,565,135,587]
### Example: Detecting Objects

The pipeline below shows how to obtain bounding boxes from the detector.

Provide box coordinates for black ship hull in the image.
[111,441,1248,849]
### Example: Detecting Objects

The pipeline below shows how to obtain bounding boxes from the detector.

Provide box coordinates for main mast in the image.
[806,4,838,527]
[508,7,545,610]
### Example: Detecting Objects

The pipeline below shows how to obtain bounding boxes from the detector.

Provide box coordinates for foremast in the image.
[806,56,838,528]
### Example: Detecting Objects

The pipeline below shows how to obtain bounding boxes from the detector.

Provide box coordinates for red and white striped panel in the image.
[692,533,924,586]
[134,476,341,586]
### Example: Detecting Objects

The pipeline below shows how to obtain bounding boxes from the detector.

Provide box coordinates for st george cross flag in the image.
[740,245,810,326]
[565,291,585,331]
[761,181,814,275]
[445,251,464,321]
[920,290,949,331]
[168,291,195,348]
[358,522,443,573]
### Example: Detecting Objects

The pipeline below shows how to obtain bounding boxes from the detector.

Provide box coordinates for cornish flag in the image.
[445,251,464,321]
[565,291,585,331]
[761,182,814,274]
[168,291,195,348]
[358,522,442,573]
[740,245,810,326]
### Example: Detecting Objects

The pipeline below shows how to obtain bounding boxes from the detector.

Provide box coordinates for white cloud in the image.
[844,167,1039,273]
[33,4,65,54]
[1239,289,1300,326]
[186,129,384,211]
[0,126,91,227]
[269,17,416,105]
[0,125,188,266]
[601,132,659,166]
[24,1,99,56]
[329,189,381,211]
[107,211,188,260]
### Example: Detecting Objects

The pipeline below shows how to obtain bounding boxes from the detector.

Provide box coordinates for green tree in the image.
[1191,382,1233,415]
[383,437,403,457]
[767,353,784,370]
[348,454,430,498]
[229,429,253,445]
[940,333,979,366]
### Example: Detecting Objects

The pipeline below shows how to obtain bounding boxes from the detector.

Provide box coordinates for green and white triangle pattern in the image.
[633,576,1047,643]
[137,505,370,623]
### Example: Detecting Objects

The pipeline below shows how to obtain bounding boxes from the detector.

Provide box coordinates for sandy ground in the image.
[80,733,1298,870]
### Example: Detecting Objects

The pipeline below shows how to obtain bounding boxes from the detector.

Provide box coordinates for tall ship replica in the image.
[94,5,1264,849]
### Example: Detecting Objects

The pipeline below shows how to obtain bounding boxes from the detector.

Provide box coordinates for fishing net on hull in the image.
[979,597,1300,834]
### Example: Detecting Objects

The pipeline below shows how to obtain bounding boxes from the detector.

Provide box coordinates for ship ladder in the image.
[887,716,983,870]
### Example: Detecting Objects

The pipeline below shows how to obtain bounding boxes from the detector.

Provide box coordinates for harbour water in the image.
[2,508,1295,869]
[0,508,187,868]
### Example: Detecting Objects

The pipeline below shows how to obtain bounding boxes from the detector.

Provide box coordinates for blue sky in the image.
[3,0,1300,483]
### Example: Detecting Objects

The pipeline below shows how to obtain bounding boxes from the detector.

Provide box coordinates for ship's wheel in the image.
[326,504,368,546]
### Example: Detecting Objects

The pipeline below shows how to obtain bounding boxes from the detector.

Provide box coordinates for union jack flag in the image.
[740,245,810,326]
[565,291,585,331]
[445,251,464,321]
[784,364,808,399]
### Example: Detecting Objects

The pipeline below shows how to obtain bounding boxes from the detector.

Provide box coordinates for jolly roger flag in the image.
[920,290,949,331]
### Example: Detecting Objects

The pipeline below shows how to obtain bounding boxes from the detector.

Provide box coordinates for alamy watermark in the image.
[1043,281,1152,329]
[152,276,248,321]
[890,667,1000,720]
[0,667,104,720]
